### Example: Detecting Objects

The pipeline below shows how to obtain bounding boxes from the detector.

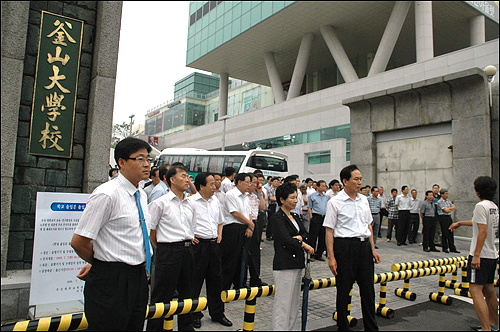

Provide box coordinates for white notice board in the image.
[30,192,90,306]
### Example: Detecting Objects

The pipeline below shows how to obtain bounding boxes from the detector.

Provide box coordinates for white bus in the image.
[155,148,288,178]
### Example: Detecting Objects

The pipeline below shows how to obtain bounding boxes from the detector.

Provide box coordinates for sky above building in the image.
[112,1,209,127]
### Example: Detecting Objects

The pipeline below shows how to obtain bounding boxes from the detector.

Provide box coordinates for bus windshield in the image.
[247,155,288,172]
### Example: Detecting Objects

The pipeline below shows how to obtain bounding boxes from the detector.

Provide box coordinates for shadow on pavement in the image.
[314,297,480,331]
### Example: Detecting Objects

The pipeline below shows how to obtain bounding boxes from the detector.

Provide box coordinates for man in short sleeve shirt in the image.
[324,165,381,331]
[450,176,499,331]
[71,137,153,330]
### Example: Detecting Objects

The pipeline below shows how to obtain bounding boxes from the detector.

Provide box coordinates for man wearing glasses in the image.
[71,137,153,330]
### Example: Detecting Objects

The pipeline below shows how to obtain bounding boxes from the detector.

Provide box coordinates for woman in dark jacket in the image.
[271,182,314,330]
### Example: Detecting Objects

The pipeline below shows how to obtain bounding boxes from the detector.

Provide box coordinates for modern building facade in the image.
[164,1,498,237]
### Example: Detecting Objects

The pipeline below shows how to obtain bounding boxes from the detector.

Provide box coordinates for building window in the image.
[308,152,331,165]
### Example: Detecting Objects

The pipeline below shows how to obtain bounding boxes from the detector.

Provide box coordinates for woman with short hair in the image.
[271,182,314,330]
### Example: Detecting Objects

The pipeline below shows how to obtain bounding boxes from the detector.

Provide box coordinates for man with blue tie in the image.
[71,137,153,330]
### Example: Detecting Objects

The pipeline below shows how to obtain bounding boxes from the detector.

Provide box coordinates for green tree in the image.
[111,121,134,148]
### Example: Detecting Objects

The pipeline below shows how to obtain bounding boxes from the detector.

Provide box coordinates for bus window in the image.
[208,156,225,173]
[247,155,288,172]
[183,155,192,171]
[195,156,209,172]
[188,156,196,172]
[225,156,245,173]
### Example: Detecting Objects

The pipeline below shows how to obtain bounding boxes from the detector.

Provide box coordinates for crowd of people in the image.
[73,137,497,331]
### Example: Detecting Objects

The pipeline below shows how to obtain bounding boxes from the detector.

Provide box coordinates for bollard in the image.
[394,278,417,301]
[332,312,358,328]
[221,286,275,332]
[332,288,358,327]
[454,260,472,298]
[445,269,460,289]
[375,304,395,318]
[163,316,174,331]
[243,297,257,332]
[429,273,452,305]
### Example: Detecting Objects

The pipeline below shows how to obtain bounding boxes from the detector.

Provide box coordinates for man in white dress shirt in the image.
[189,173,232,328]
[71,137,153,330]
[220,166,236,193]
[395,185,412,246]
[324,165,381,331]
[147,165,197,331]
[220,172,254,290]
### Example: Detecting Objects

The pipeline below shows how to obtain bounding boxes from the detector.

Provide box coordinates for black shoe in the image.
[212,315,232,327]
[374,246,379,249]
[401,242,407,245]
[397,243,402,246]
[266,237,273,241]
[430,248,440,252]
[424,248,430,252]
[250,280,268,287]
[450,250,460,253]
[443,249,450,253]
[193,318,201,329]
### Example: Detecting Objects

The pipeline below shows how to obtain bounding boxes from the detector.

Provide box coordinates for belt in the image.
[197,238,218,243]
[312,213,325,217]
[161,240,192,247]
[372,212,380,215]
[336,237,369,242]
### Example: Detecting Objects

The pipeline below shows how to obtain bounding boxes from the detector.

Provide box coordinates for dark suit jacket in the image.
[272,208,309,270]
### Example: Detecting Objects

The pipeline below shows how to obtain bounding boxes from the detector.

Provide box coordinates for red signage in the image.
[148,136,158,145]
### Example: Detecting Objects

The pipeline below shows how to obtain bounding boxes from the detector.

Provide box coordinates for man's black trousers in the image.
[192,239,225,320]
[84,259,148,331]
[147,242,195,331]
[334,238,378,331]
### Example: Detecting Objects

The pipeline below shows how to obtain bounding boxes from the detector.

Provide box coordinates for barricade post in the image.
[454,260,472,298]
[332,288,358,327]
[429,273,452,305]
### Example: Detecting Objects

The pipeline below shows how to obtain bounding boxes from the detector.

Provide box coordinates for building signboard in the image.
[465,1,499,23]
[28,11,84,158]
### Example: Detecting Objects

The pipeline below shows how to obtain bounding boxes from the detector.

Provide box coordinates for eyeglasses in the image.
[127,157,153,163]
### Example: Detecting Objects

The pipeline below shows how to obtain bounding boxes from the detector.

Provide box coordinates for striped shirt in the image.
[437,198,454,216]
[387,197,398,219]
[367,195,381,214]
[74,173,152,266]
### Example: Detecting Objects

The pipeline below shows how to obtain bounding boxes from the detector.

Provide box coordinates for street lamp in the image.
[129,114,135,137]
[484,65,497,107]
[218,115,231,151]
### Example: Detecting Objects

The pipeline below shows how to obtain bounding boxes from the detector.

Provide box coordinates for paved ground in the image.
[182,227,499,331]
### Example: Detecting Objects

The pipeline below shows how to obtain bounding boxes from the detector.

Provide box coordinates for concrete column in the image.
[1,1,30,277]
[415,1,434,62]
[320,25,359,83]
[83,1,123,193]
[287,32,314,100]
[368,1,411,76]
[263,52,285,103]
[218,73,229,117]
[470,15,485,45]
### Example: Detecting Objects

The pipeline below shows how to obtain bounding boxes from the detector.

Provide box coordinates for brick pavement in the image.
[188,228,480,331]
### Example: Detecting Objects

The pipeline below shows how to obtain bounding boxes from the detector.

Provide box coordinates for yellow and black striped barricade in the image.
[429,271,452,305]
[375,264,459,314]
[221,285,275,332]
[0,298,207,332]
[454,260,472,298]
[0,313,88,332]
[308,277,358,328]
[375,282,395,318]
[391,256,466,294]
